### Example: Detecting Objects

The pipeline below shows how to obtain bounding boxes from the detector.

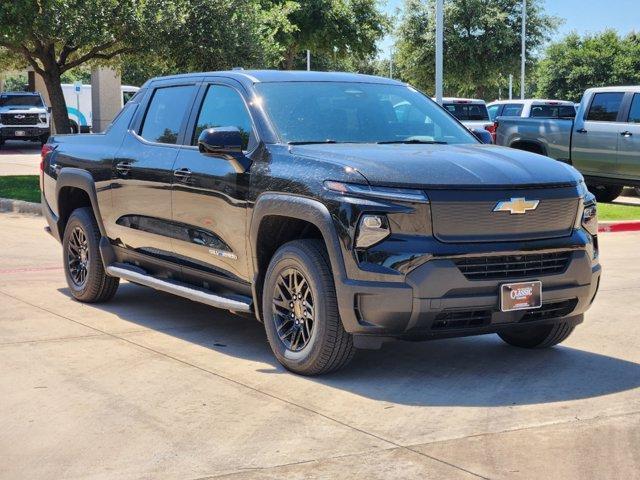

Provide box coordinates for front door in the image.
[171,82,257,286]
[617,92,640,181]
[110,83,198,264]
[572,91,625,176]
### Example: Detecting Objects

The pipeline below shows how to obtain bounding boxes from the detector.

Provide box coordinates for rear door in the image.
[170,80,257,286]
[110,82,198,266]
[571,91,625,176]
[617,92,640,180]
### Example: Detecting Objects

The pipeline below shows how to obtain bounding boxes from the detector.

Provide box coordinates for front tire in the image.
[262,239,355,375]
[62,207,119,303]
[498,321,576,348]
[588,184,623,203]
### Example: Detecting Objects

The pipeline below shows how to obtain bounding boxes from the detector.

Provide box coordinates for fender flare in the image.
[55,167,107,237]
[509,137,549,157]
[249,193,348,320]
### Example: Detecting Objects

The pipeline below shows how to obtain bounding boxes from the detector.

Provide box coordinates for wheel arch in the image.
[509,139,548,156]
[250,193,348,322]
[55,168,107,238]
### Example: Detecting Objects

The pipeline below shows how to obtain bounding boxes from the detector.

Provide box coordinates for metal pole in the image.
[389,46,394,79]
[509,74,513,100]
[306,50,311,71]
[521,0,526,99]
[435,0,444,105]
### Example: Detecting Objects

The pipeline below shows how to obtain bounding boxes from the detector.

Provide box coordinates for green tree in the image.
[262,0,390,69]
[536,30,640,102]
[0,0,180,133]
[394,0,558,98]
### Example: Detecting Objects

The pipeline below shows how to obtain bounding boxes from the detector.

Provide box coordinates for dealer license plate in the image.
[500,281,542,312]
[15,130,25,136]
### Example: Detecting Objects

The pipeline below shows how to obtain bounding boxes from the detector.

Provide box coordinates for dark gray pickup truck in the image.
[496,86,640,202]
[41,70,601,375]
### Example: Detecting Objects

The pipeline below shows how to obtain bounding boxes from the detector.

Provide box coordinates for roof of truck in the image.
[584,86,640,93]
[143,70,405,88]
[441,97,487,104]
[488,99,574,106]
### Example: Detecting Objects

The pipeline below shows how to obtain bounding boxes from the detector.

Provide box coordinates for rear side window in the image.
[443,103,489,121]
[501,104,524,116]
[587,92,624,122]
[140,85,196,144]
[627,94,640,123]
[191,84,254,149]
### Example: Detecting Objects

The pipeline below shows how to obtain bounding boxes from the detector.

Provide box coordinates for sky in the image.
[378,0,640,57]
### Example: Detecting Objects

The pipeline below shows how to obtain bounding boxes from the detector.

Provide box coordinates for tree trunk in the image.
[283,47,297,70]
[41,61,71,135]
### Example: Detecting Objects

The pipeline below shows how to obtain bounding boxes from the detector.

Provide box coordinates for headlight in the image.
[355,214,390,248]
[324,181,429,203]
[581,192,598,236]
[39,113,47,123]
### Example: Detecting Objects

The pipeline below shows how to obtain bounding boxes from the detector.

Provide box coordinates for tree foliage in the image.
[536,30,640,102]
[394,0,558,98]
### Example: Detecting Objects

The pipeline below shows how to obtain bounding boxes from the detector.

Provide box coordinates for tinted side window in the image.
[627,94,640,123]
[502,104,524,116]
[587,92,624,122]
[192,85,254,150]
[140,85,195,144]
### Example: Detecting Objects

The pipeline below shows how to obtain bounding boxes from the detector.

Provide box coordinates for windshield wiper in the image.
[377,139,448,145]
[287,140,339,145]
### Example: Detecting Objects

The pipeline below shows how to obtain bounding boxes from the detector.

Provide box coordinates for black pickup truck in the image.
[41,71,601,375]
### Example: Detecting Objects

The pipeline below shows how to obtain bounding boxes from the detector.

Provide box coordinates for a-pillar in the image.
[91,67,121,133]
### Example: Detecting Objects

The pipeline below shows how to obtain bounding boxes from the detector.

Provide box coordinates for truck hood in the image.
[290,143,582,188]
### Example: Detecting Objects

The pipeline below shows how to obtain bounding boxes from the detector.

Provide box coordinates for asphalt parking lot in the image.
[0,212,639,479]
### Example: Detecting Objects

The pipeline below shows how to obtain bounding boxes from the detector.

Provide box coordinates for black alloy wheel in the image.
[67,226,89,288]
[272,267,315,352]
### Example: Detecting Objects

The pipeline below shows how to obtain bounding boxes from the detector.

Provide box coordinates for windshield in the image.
[443,103,490,121]
[0,94,44,107]
[255,82,477,145]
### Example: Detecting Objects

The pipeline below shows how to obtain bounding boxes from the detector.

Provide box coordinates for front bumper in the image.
[336,232,600,341]
[1,126,50,140]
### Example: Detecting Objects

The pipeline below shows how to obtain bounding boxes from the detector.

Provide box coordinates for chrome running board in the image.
[106,264,252,312]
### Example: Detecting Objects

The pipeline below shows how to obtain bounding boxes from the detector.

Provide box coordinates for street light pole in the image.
[520,0,526,99]
[435,0,443,105]
[307,50,311,71]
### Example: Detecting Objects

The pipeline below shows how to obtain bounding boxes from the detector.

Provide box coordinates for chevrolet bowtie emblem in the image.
[493,197,540,215]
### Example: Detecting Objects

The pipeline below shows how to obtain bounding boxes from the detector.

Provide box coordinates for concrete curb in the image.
[598,221,640,233]
[0,198,42,216]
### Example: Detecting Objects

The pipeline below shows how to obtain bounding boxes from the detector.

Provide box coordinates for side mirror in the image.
[47,107,52,113]
[198,127,244,156]
[471,128,493,144]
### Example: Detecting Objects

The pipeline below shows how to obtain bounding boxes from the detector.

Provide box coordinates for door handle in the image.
[115,161,132,175]
[621,131,633,137]
[173,167,192,181]
[576,128,588,134]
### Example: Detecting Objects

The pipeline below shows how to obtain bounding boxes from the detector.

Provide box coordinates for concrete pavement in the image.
[0,212,639,479]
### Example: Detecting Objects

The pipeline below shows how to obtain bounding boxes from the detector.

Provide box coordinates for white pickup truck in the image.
[496,87,640,202]
[488,99,577,121]
[0,91,50,147]
[440,98,493,131]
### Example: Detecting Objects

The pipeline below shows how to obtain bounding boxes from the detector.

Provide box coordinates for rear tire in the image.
[498,321,575,349]
[588,184,623,203]
[62,207,119,303]
[262,239,355,375]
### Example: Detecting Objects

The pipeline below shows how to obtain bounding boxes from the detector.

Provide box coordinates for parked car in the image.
[441,97,493,131]
[61,83,139,133]
[488,99,577,121]
[496,86,640,202]
[41,71,600,375]
[0,91,50,147]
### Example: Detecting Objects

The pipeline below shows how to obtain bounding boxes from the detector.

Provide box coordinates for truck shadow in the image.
[58,282,640,407]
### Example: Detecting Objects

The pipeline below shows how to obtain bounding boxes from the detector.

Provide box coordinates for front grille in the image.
[520,299,578,322]
[455,251,572,280]
[429,188,580,243]
[0,113,39,125]
[432,309,492,330]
